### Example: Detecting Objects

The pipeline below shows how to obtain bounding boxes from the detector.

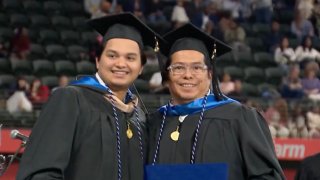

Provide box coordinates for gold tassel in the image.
[154,36,159,52]
[211,42,217,60]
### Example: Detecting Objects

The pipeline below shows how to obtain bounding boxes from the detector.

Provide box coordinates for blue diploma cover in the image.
[145,163,228,180]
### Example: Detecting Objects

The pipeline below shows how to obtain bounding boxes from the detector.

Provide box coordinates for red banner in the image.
[1,128,320,161]
[274,138,320,161]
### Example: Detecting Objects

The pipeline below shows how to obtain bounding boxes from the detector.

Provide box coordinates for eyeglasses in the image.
[167,64,208,75]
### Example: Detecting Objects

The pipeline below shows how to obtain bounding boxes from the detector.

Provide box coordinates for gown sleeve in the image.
[295,153,320,180]
[236,106,286,180]
[16,87,81,180]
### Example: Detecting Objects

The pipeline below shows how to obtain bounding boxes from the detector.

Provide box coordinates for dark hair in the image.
[301,35,312,51]
[279,36,288,52]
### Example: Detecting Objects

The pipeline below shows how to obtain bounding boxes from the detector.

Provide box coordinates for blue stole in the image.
[158,94,237,116]
[70,76,133,103]
[145,95,236,180]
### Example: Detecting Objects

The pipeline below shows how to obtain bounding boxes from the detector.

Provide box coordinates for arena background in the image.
[1,0,320,179]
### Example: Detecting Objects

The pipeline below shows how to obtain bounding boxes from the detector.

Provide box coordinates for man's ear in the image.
[139,66,144,75]
[208,70,213,79]
[95,57,99,70]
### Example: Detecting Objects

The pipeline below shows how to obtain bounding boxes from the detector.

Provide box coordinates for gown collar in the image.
[158,94,237,116]
[70,74,133,103]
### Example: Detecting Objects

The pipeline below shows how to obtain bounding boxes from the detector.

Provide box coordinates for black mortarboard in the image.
[161,23,232,60]
[87,12,163,51]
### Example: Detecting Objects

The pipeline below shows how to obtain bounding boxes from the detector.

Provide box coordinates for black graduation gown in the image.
[147,102,285,180]
[16,86,146,180]
[295,153,320,180]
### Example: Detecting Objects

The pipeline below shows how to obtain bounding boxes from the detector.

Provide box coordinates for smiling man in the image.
[147,23,285,180]
[16,13,163,180]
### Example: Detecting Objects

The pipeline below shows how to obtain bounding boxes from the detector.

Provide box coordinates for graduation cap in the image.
[161,23,231,61]
[87,12,163,52]
[159,23,232,100]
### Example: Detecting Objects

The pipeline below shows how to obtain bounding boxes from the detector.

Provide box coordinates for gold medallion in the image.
[170,126,180,141]
[127,128,133,139]
[170,131,179,141]
[127,123,133,139]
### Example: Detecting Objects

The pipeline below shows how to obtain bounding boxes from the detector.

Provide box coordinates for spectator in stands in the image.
[185,0,205,28]
[275,37,297,71]
[122,0,146,20]
[295,36,320,66]
[295,153,320,179]
[223,19,250,52]
[289,104,309,138]
[228,79,245,102]
[90,0,112,18]
[9,27,30,61]
[281,64,305,99]
[239,0,252,20]
[219,72,235,95]
[149,71,162,91]
[209,0,223,9]
[52,75,70,92]
[291,11,315,41]
[16,13,163,180]
[144,47,158,66]
[202,2,225,38]
[171,0,190,29]
[206,1,221,26]
[266,20,284,53]
[314,1,320,36]
[29,78,50,104]
[301,66,320,100]
[306,105,320,138]
[297,0,315,20]
[84,0,102,17]
[264,98,290,138]
[149,71,169,94]
[251,0,273,23]
[206,20,225,41]
[221,0,241,20]
[9,76,30,96]
[6,77,32,114]
[145,0,167,24]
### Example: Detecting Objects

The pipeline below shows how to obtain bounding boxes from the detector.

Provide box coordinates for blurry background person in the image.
[274,37,297,71]
[51,75,70,93]
[295,36,320,65]
[219,72,235,95]
[29,78,50,104]
[301,66,320,101]
[306,105,320,138]
[6,77,32,114]
[280,65,304,99]
[171,0,190,29]
[9,27,30,61]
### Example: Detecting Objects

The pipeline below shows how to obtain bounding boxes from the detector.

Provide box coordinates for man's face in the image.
[96,38,143,91]
[167,50,211,105]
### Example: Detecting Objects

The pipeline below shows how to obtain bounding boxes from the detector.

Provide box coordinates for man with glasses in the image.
[146,23,285,180]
